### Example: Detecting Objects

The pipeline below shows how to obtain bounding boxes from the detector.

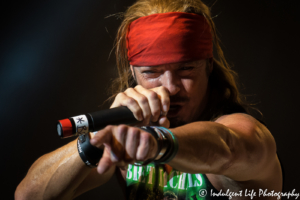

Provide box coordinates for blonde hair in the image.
[110,0,257,120]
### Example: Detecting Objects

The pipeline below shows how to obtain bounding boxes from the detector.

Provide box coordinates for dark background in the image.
[1,0,299,199]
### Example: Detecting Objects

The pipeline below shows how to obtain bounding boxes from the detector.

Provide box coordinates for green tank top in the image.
[125,163,228,200]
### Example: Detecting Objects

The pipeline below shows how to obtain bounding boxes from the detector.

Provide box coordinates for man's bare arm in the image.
[168,113,280,183]
[15,137,115,200]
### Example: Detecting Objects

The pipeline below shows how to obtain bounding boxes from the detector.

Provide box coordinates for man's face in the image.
[132,59,211,127]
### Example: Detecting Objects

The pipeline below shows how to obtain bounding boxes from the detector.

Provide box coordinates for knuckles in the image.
[128,127,140,138]
[140,131,151,142]
[105,125,114,130]
[157,86,168,93]
[116,125,128,137]
[152,107,161,117]
[138,95,148,105]
[115,92,125,99]
[125,87,135,93]
[147,90,159,101]
[135,85,143,90]
[125,97,136,105]
[117,124,128,132]
[100,125,157,163]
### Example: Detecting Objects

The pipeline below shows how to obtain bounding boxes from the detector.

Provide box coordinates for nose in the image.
[161,70,181,95]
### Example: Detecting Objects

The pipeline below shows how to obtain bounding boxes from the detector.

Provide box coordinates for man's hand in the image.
[90,125,158,174]
[110,85,170,128]
[90,85,170,174]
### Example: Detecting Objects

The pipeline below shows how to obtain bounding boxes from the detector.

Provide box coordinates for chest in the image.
[122,164,228,200]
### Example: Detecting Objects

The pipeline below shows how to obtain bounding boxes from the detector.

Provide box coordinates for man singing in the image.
[15,0,282,199]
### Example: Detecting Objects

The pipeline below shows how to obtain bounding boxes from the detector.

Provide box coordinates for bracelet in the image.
[152,127,168,160]
[134,126,178,166]
[77,133,104,168]
[134,126,165,166]
[154,127,179,164]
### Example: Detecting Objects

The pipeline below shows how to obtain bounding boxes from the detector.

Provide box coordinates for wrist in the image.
[134,126,178,166]
[77,133,104,168]
[153,127,178,164]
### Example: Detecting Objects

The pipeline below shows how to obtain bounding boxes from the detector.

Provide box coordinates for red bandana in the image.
[126,12,213,66]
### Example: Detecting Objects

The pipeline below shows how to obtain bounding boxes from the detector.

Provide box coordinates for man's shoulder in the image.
[214,113,266,132]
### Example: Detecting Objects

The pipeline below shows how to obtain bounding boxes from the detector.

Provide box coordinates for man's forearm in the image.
[15,140,97,200]
[168,118,276,181]
[168,121,233,174]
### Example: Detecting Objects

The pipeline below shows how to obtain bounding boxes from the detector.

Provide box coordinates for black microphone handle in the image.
[88,106,138,131]
[57,106,138,138]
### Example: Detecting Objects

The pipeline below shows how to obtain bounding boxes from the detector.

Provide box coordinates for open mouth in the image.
[167,105,182,117]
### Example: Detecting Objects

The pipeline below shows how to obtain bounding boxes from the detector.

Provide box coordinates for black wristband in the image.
[77,133,104,168]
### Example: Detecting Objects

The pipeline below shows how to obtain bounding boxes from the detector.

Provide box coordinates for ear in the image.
[130,65,138,83]
[130,65,134,78]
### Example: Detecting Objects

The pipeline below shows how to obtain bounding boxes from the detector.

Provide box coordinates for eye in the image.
[177,66,195,77]
[142,70,156,74]
[180,66,194,71]
[140,69,161,79]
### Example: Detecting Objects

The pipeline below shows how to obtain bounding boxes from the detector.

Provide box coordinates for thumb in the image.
[158,116,170,128]
[90,126,113,148]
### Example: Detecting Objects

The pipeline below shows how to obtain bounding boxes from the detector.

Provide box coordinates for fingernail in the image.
[163,105,168,113]
[98,166,105,174]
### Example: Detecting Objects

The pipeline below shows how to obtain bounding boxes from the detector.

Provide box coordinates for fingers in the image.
[111,92,143,121]
[133,85,161,123]
[151,86,170,116]
[110,85,170,126]
[94,125,157,174]
[125,87,153,124]
[93,125,127,174]
[125,127,140,162]
[97,147,114,174]
[110,125,127,163]
[90,126,113,148]
[136,130,157,161]
[158,116,170,128]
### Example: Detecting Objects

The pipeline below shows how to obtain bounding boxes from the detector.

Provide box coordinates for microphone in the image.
[57,106,138,138]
